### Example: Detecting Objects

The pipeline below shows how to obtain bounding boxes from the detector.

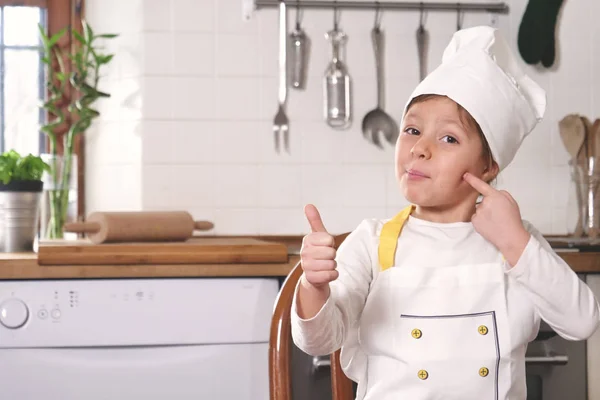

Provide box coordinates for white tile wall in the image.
[85,0,144,212]
[85,0,599,235]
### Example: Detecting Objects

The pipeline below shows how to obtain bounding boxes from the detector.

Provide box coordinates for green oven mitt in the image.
[540,37,556,68]
[517,0,564,66]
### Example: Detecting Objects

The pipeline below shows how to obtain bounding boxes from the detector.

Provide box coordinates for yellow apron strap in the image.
[378,204,415,272]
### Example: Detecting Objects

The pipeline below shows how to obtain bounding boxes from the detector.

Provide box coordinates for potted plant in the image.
[38,21,118,239]
[0,150,50,252]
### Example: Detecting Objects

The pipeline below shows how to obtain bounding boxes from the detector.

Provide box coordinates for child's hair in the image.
[405,94,496,176]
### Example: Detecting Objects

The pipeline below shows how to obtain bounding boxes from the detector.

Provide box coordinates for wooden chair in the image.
[269,232,354,400]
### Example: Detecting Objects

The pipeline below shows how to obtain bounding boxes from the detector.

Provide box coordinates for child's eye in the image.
[442,135,459,144]
[405,127,420,135]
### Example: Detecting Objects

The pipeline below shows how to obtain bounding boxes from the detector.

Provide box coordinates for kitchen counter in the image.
[0,252,301,279]
[0,248,598,280]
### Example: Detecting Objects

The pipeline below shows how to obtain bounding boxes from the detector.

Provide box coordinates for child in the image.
[291,26,600,400]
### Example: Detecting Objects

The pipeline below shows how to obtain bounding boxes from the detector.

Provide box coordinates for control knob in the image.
[0,298,29,329]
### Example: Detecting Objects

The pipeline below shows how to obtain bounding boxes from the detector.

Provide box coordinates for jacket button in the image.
[478,325,489,335]
[411,329,422,339]
[418,370,428,380]
[479,367,489,377]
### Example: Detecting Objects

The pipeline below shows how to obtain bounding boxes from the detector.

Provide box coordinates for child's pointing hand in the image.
[463,172,531,267]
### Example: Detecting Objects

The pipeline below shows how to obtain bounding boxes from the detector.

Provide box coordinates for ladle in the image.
[361,7,398,148]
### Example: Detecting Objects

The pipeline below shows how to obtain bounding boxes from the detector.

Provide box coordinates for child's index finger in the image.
[463,172,496,196]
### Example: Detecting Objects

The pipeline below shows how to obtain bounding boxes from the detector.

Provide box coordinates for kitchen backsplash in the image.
[84,0,599,235]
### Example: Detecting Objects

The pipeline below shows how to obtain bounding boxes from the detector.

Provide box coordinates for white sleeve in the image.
[290,220,375,357]
[505,221,600,341]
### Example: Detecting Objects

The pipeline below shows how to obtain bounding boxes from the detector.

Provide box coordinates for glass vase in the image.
[569,156,600,240]
[39,153,78,240]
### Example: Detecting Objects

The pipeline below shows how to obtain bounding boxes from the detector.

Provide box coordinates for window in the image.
[0,0,86,220]
[1,5,46,156]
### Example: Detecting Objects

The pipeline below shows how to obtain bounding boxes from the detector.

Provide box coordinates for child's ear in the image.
[483,161,499,184]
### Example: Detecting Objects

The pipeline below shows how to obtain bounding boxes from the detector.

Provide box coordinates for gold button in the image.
[418,369,429,380]
[411,329,422,339]
[479,367,489,377]
[478,325,489,335]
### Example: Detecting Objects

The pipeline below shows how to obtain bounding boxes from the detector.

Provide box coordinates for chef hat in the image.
[401,26,547,171]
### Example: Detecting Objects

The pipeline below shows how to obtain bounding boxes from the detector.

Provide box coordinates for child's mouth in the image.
[406,169,429,179]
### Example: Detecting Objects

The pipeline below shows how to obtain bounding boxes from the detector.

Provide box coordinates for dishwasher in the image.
[0,277,278,400]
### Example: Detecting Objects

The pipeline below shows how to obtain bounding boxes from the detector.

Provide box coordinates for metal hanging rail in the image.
[252,0,509,13]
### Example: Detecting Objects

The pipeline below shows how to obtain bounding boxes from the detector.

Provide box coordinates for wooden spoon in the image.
[558,114,586,161]
[582,116,595,160]
[559,115,587,237]
[592,118,600,158]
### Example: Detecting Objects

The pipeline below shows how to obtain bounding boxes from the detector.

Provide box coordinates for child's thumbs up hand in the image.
[300,204,339,288]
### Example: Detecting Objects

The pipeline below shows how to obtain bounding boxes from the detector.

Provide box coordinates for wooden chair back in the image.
[269,232,354,400]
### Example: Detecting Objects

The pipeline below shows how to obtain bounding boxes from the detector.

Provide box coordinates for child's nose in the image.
[410,136,432,159]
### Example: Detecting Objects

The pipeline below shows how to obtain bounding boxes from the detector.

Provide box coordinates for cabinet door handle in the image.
[525,355,568,365]
[312,355,331,373]
[313,354,568,370]
[312,354,569,373]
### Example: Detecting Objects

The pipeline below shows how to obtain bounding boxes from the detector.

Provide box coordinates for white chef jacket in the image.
[291,207,600,400]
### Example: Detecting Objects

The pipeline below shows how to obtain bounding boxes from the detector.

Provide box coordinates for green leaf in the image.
[73,30,86,44]
[6,150,21,162]
[38,24,50,46]
[49,27,67,47]
[0,151,50,183]
[85,107,100,117]
[85,22,94,43]
[97,54,114,64]
[95,89,111,98]
[39,20,118,144]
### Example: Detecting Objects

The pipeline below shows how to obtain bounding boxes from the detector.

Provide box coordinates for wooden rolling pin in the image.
[63,211,214,244]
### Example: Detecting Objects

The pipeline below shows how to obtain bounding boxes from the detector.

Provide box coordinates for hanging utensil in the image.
[361,6,398,148]
[416,6,429,82]
[323,4,352,130]
[456,4,464,31]
[272,0,290,153]
[289,0,310,90]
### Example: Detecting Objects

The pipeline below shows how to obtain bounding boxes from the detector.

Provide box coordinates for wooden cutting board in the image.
[37,238,289,266]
